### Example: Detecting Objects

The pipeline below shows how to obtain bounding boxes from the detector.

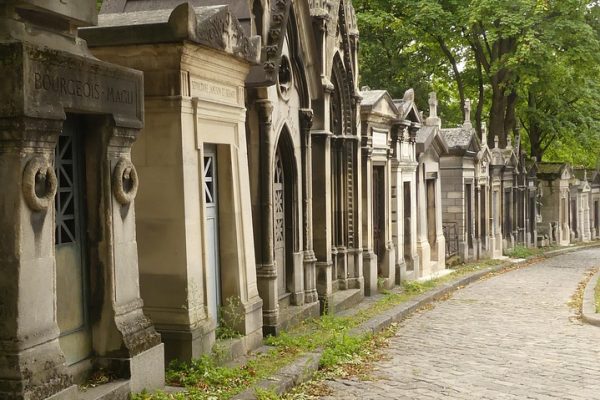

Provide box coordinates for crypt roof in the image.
[416,125,448,157]
[572,167,595,182]
[537,162,572,181]
[80,3,259,62]
[359,90,399,119]
[440,125,480,157]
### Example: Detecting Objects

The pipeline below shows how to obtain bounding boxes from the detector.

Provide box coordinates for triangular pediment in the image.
[373,96,398,117]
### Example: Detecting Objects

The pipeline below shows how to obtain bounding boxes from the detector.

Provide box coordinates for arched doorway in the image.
[273,130,296,300]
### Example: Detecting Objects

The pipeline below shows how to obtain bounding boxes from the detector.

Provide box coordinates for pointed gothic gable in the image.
[478,144,492,164]
[245,0,321,98]
[526,159,538,179]
[592,170,600,186]
[416,125,448,159]
[360,90,399,119]
[581,180,592,192]
[561,165,573,181]
[394,89,423,125]
[502,147,518,168]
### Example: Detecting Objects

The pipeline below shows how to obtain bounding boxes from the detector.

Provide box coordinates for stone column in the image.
[435,173,446,268]
[103,125,163,392]
[475,184,481,259]
[300,109,318,304]
[255,100,278,333]
[416,161,429,277]
[312,130,333,311]
[390,124,405,283]
[0,117,77,400]
[361,134,377,295]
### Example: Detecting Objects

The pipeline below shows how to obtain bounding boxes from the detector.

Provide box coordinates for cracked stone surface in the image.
[322,248,600,400]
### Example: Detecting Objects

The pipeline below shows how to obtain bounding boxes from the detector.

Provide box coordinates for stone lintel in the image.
[0,42,143,129]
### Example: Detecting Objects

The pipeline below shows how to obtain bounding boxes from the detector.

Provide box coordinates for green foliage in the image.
[320,334,368,368]
[504,245,544,259]
[216,296,244,340]
[355,0,600,163]
[254,387,280,400]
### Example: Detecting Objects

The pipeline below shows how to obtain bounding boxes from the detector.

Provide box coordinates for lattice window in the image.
[203,155,216,204]
[55,130,78,245]
[274,152,285,245]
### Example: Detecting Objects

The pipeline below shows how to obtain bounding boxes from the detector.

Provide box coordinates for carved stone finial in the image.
[403,88,415,102]
[494,134,499,148]
[425,92,441,128]
[428,92,437,118]
[507,135,512,149]
[463,99,472,129]
[481,122,488,147]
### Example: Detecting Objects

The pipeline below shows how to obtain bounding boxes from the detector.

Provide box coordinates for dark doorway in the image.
[55,114,92,365]
[403,181,412,269]
[465,183,473,250]
[373,166,385,270]
[426,179,437,260]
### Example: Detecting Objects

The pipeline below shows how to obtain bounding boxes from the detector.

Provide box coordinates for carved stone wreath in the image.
[22,156,57,212]
[113,158,139,205]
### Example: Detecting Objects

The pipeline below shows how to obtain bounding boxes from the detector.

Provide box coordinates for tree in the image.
[355,0,600,164]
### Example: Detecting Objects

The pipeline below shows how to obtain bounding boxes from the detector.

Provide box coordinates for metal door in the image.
[55,115,92,365]
[373,166,385,265]
[203,145,221,322]
[273,150,287,296]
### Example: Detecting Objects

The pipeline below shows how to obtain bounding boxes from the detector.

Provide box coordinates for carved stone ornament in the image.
[22,156,58,212]
[113,158,139,205]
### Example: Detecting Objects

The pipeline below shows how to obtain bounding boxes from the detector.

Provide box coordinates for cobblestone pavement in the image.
[322,248,600,400]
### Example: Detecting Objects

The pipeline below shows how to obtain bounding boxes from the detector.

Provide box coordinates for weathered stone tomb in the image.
[81,1,265,362]
[0,1,164,398]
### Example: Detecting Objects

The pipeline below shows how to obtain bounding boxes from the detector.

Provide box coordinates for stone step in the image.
[331,288,363,314]
[77,380,130,400]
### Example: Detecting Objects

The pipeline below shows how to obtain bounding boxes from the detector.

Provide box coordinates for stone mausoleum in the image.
[440,101,491,263]
[0,1,164,398]
[81,1,265,362]
[415,93,448,277]
[537,162,572,246]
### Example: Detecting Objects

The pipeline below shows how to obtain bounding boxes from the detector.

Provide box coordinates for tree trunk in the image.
[475,56,485,138]
[504,89,518,145]
[488,78,507,147]
[527,92,544,161]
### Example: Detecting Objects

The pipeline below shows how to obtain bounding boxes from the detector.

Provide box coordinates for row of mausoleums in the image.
[2,0,599,399]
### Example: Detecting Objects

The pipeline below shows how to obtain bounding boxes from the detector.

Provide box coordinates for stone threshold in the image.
[77,380,130,400]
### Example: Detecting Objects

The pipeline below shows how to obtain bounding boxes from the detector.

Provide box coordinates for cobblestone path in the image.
[322,248,600,400]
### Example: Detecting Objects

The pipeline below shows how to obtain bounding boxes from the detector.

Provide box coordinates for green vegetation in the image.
[215,296,244,340]
[504,245,540,259]
[354,0,600,165]
[132,259,504,400]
